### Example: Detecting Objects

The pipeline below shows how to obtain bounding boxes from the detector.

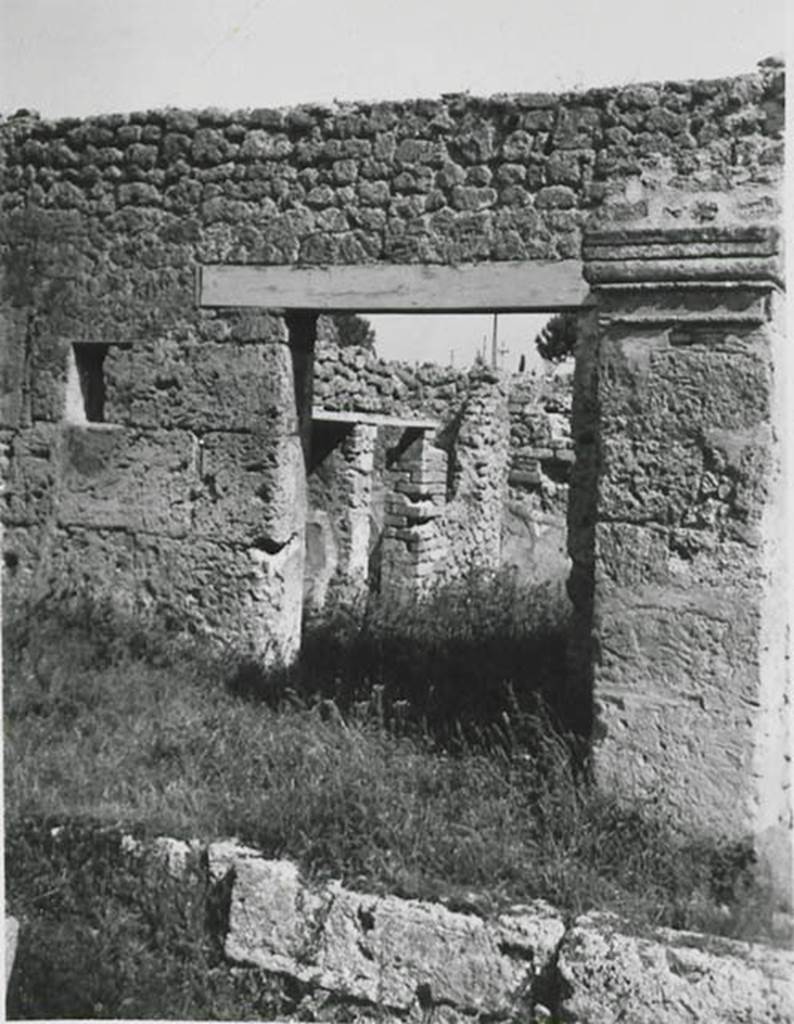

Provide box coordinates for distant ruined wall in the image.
[379,366,510,595]
[308,334,574,607]
[307,338,515,606]
[313,324,471,418]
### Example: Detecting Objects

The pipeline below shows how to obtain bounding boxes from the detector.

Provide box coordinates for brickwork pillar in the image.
[381,432,448,597]
[577,225,790,899]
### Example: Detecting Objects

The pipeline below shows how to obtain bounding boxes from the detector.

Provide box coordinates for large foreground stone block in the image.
[557,912,794,1024]
[319,889,558,1014]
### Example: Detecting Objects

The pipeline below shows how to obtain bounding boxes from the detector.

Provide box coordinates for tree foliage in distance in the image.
[331,313,376,352]
[534,312,577,363]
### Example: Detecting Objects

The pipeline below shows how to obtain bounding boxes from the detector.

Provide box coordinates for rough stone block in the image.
[192,430,306,549]
[58,425,197,535]
[2,422,60,524]
[593,579,767,835]
[217,849,565,1018]
[35,526,303,661]
[386,492,443,522]
[0,307,29,428]
[501,130,534,160]
[598,330,773,443]
[546,150,584,186]
[509,467,541,488]
[104,335,296,433]
[558,912,794,1024]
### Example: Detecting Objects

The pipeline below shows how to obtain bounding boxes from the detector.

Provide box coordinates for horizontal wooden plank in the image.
[312,409,439,430]
[199,260,589,312]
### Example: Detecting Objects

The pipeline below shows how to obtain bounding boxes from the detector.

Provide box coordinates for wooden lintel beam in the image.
[198,260,590,312]
[312,409,439,430]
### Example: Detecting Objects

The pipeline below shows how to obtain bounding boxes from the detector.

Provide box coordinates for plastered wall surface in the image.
[0,60,787,887]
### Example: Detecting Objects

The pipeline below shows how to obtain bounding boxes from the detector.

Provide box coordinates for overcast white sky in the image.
[1,0,785,117]
[0,0,787,367]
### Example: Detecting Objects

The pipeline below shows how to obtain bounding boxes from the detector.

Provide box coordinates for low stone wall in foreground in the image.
[24,834,785,1024]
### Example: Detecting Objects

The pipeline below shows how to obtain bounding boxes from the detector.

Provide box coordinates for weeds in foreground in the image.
[3,572,786,1017]
[6,820,301,1020]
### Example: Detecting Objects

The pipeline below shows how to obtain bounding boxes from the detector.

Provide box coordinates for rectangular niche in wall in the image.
[67,343,109,423]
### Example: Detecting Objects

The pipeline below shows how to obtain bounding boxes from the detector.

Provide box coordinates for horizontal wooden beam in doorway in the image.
[198,260,589,312]
[312,409,440,430]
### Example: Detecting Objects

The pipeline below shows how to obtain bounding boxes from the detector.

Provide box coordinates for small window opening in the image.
[72,344,108,423]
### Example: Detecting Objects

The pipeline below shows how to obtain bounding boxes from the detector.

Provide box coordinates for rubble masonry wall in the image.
[0,63,786,874]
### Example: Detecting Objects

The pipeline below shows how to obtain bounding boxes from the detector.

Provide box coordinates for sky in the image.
[0,0,785,118]
[0,0,787,367]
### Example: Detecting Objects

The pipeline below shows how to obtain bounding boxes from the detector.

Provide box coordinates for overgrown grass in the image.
[6,820,303,1020]
[3,572,786,1017]
[296,567,586,743]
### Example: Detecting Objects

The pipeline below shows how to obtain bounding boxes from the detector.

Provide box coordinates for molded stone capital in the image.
[582,225,782,326]
[583,225,781,284]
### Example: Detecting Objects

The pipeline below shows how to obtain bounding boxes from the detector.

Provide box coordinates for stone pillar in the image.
[338,422,378,602]
[244,312,314,667]
[577,226,790,897]
[304,420,377,613]
[381,432,447,597]
[442,368,510,575]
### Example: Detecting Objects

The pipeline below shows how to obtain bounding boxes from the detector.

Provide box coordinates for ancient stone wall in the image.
[0,61,787,888]
[1,63,782,269]
[1,305,308,663]
[305,419,379,612]
[1,64,782,641]
[434,366,510,580]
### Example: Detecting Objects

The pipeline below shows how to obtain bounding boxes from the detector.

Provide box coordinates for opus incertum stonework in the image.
[0,59,788,899]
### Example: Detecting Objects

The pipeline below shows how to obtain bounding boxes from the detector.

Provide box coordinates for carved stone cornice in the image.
[583,225,782,284]
[582,225,782,326]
